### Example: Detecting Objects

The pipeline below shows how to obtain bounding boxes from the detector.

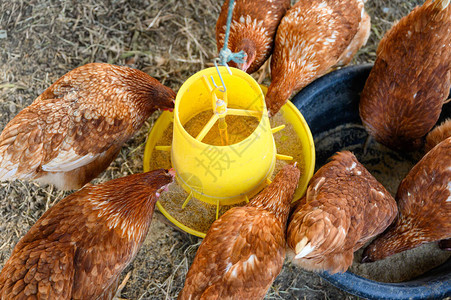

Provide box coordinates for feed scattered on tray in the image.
[270,112,305,178]
[148,109,304,234]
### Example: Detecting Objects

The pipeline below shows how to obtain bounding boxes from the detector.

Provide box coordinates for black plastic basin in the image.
[291,64,451,300]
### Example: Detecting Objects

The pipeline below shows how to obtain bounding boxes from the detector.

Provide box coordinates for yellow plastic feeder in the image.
[143,66,315,237]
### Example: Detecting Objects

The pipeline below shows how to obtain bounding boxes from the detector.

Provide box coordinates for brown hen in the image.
[359,0,451,151]
[0,63,175,190]
[216,0,290,73]
[362,137,451,262]
[266,0,370,116]
[287,152,397,274]
[178,164,300,300]
[0,169,174,299]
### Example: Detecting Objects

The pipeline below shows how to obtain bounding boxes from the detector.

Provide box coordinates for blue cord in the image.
[218,0,246,66]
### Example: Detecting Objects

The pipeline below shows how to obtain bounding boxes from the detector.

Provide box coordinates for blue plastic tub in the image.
[291,64,451,300]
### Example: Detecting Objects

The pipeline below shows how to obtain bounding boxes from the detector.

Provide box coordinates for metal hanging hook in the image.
[212,0,243,94]
[211,58,231,93]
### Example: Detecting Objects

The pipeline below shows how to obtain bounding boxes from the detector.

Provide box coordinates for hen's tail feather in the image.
[294,237,316,259]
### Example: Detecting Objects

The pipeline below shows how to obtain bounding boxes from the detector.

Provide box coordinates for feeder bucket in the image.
[171,66,276,206]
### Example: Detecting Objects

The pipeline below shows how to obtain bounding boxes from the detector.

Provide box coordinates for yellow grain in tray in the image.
[149,109,305,235]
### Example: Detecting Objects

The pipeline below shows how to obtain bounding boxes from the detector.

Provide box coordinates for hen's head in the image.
[265,83,292,118]
[228,39,257,73]
[84,169,175,242]
[366,126,424,152]
[148,84,176,112]
[93,168,175,203]
[250,163,300,224]
[361,214,428,263]
[145,168,176,198]
[119,67,176,113]
[361,222,404,263]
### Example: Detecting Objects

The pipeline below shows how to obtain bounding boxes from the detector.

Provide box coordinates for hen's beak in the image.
[156,185,169,198]
[239,55,251,72]
[170,99,176,112]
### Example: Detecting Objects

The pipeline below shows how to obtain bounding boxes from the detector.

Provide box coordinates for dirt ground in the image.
[0,0,426,299]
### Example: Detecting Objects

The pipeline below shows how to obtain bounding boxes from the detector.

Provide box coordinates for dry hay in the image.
[0,0,428,299]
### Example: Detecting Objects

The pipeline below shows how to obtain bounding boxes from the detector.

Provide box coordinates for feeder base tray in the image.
[143,100,314,237]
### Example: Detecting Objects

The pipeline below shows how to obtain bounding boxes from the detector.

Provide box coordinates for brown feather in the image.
[179,164,300,300]
[362,137,451,262]
[359,0,451,151]
[0,63,176,190]
[216,0,290,74]
[266,0,369,116]
[287,152,397,274]
[0,169,174,299]
[337,11,371,66]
